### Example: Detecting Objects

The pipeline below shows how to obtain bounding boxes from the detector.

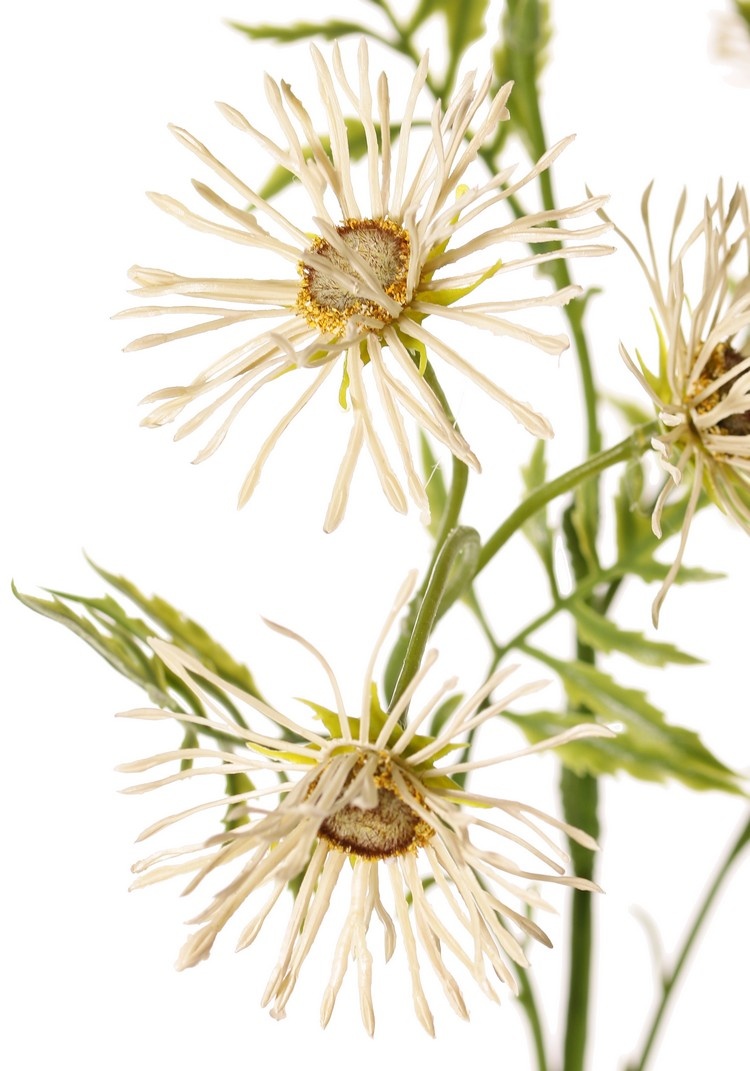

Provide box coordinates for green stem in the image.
[627,812,750,1071]
[477,422,657,576]
[560,768,599,1071]
[515,49,602,458]
[516,966,550,1071]
[389,524,479,713]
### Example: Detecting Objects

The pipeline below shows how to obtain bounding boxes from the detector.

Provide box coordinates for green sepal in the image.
[415,258,503,309]
[297,692,462,766]
[398,331,429,376]
[634,313,671,404]
[338,357,351,410]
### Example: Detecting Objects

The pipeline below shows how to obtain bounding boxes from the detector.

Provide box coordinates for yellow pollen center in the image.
[295,218,410,337]
[318,758,434,860]
[690,340,750,436]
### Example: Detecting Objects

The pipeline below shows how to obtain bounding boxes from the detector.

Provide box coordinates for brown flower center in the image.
[690,341,750,436]
[295,218,410,337]
[318,757,434,860]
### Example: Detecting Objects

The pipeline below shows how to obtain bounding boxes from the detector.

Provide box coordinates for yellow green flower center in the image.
[295,218,410,337]
[690,340,750,436]
[318,757,434,860]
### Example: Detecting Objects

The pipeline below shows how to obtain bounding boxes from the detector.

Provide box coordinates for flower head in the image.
[119,575,611,1034]
[607,183,750,624]
[118,40,610,530]
[712,2,750,85]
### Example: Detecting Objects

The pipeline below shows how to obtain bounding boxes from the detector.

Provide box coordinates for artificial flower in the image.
[712,1,750,85]
[606,183,750,624]
[118,40,610,529]
[119,574,612,1034]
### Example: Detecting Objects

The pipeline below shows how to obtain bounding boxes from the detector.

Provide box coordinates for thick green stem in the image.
[560,768,599,1071]
[627,812,750,1071]
[477,422,657,576]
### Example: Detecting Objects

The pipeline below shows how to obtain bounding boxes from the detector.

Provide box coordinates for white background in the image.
[3,1,749,1068]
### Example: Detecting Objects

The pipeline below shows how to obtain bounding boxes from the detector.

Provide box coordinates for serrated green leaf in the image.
[525,651,744,794]
[229,19,368,45]
[12,582,181,712]
[13,564,271,743]
[613,473,723,587]
[87,559,261,700]
[572,483,601,575]
[568,601,701,667]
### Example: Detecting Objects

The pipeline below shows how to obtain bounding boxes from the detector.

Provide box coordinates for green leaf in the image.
[258,120,402,202]
[524,652,744,794]
[12,582,181,713]
[419,432,447,540]
[229,19,368,45]
[520,439,555,581]
[606,394,654,429]
[428,693,463,737]
[493,0,551,156]
[13,563,267,743]
[223,772,255,830]
[568,601,701,667]
[86,560,261,700]
[613,472,723,587]
[407,1,490,93]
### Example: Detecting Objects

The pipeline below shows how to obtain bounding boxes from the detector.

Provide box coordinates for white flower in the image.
[712,3,750,86]
[117,40,610,530]
[607,183,750,625]
[119,574,612,1034]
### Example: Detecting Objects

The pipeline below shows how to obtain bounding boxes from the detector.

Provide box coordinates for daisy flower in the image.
[117,40,610,530]
[712,2,750,86]
[605,183,750,625]
[119,574,612,1034]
